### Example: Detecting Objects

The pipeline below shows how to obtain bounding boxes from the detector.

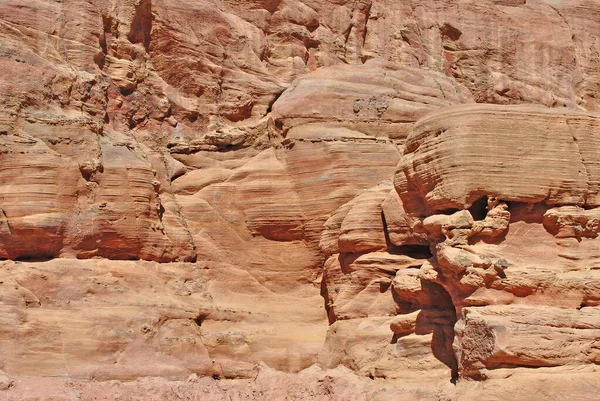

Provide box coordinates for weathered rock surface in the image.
[0,259,327,380]
[272,59,474,140]
[0,370,13,391]
[391,126,600,380]
[395,104,600,213]
[1,0,600,399]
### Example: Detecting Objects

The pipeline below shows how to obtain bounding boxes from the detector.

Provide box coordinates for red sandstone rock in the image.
[1,0,600,399]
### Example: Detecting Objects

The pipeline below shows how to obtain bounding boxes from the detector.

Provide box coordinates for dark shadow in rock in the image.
[128,0,152,50]
[468,196,489,221]
[414,282,459,382]
[338,252,363,274]
[387,244,432,259]
[508,202,547,224]
[440,23,462,41]
[320,273,336,325]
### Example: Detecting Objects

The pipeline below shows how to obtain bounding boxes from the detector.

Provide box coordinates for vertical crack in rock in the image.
[566,118,591,205]
[360,2,372,57]
[342,24,353,58]
[0,207,13,236]
[159,154,198,262]
[425,284,459,383]
[127,0,153,50]
[546,3,571,31]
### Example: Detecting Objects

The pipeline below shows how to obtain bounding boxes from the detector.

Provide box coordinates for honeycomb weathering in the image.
[1,0,600,399]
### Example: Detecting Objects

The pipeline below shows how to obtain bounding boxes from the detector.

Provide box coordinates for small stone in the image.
[0,371,13,390]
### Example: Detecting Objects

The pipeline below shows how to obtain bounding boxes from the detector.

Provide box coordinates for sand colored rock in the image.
[0,370,13,391]
[320,181,392,256]
[0,125,195,261]
[396,104,600,213]
[0,259,327,381]
[2,0,600,399]
[543,205,600,239]
[456,305,600,376]
[321,252,424,322]
[381,188,429,246]
[272,59,474,141]
[391,182,600,380]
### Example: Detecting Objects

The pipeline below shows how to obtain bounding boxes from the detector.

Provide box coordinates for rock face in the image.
[396,104,600,213]
[1,0,600,400]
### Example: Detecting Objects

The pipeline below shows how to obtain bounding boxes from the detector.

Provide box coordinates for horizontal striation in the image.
[396,104,600,213]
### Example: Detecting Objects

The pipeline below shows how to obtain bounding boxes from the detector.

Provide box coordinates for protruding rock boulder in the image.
[396,104,600,213]
[0,370,13,391]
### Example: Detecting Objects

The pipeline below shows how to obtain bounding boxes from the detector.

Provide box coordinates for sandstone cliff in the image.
[1,0,600,399]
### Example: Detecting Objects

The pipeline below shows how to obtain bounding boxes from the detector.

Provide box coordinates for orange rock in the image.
[2,0,600,398]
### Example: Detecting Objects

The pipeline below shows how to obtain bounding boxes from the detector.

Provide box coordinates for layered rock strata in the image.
[1,0,600,399]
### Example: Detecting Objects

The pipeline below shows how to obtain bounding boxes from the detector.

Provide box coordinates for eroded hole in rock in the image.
[187,113,199,123]
[388,245,432,259]
[121,86,136,98]
[575,299,596,310]
[468,196,489,221]
[194,313,207,327]
[437,208,461,216]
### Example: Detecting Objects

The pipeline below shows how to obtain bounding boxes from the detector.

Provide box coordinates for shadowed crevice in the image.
[128,0,152,50]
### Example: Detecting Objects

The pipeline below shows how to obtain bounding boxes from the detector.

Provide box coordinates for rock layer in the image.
[395,104,600,214]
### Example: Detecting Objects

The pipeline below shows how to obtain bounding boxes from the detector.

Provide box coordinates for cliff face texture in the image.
[1,0,600,399]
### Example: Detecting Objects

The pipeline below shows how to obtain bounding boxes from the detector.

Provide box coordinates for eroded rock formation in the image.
[1,0,600,399]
